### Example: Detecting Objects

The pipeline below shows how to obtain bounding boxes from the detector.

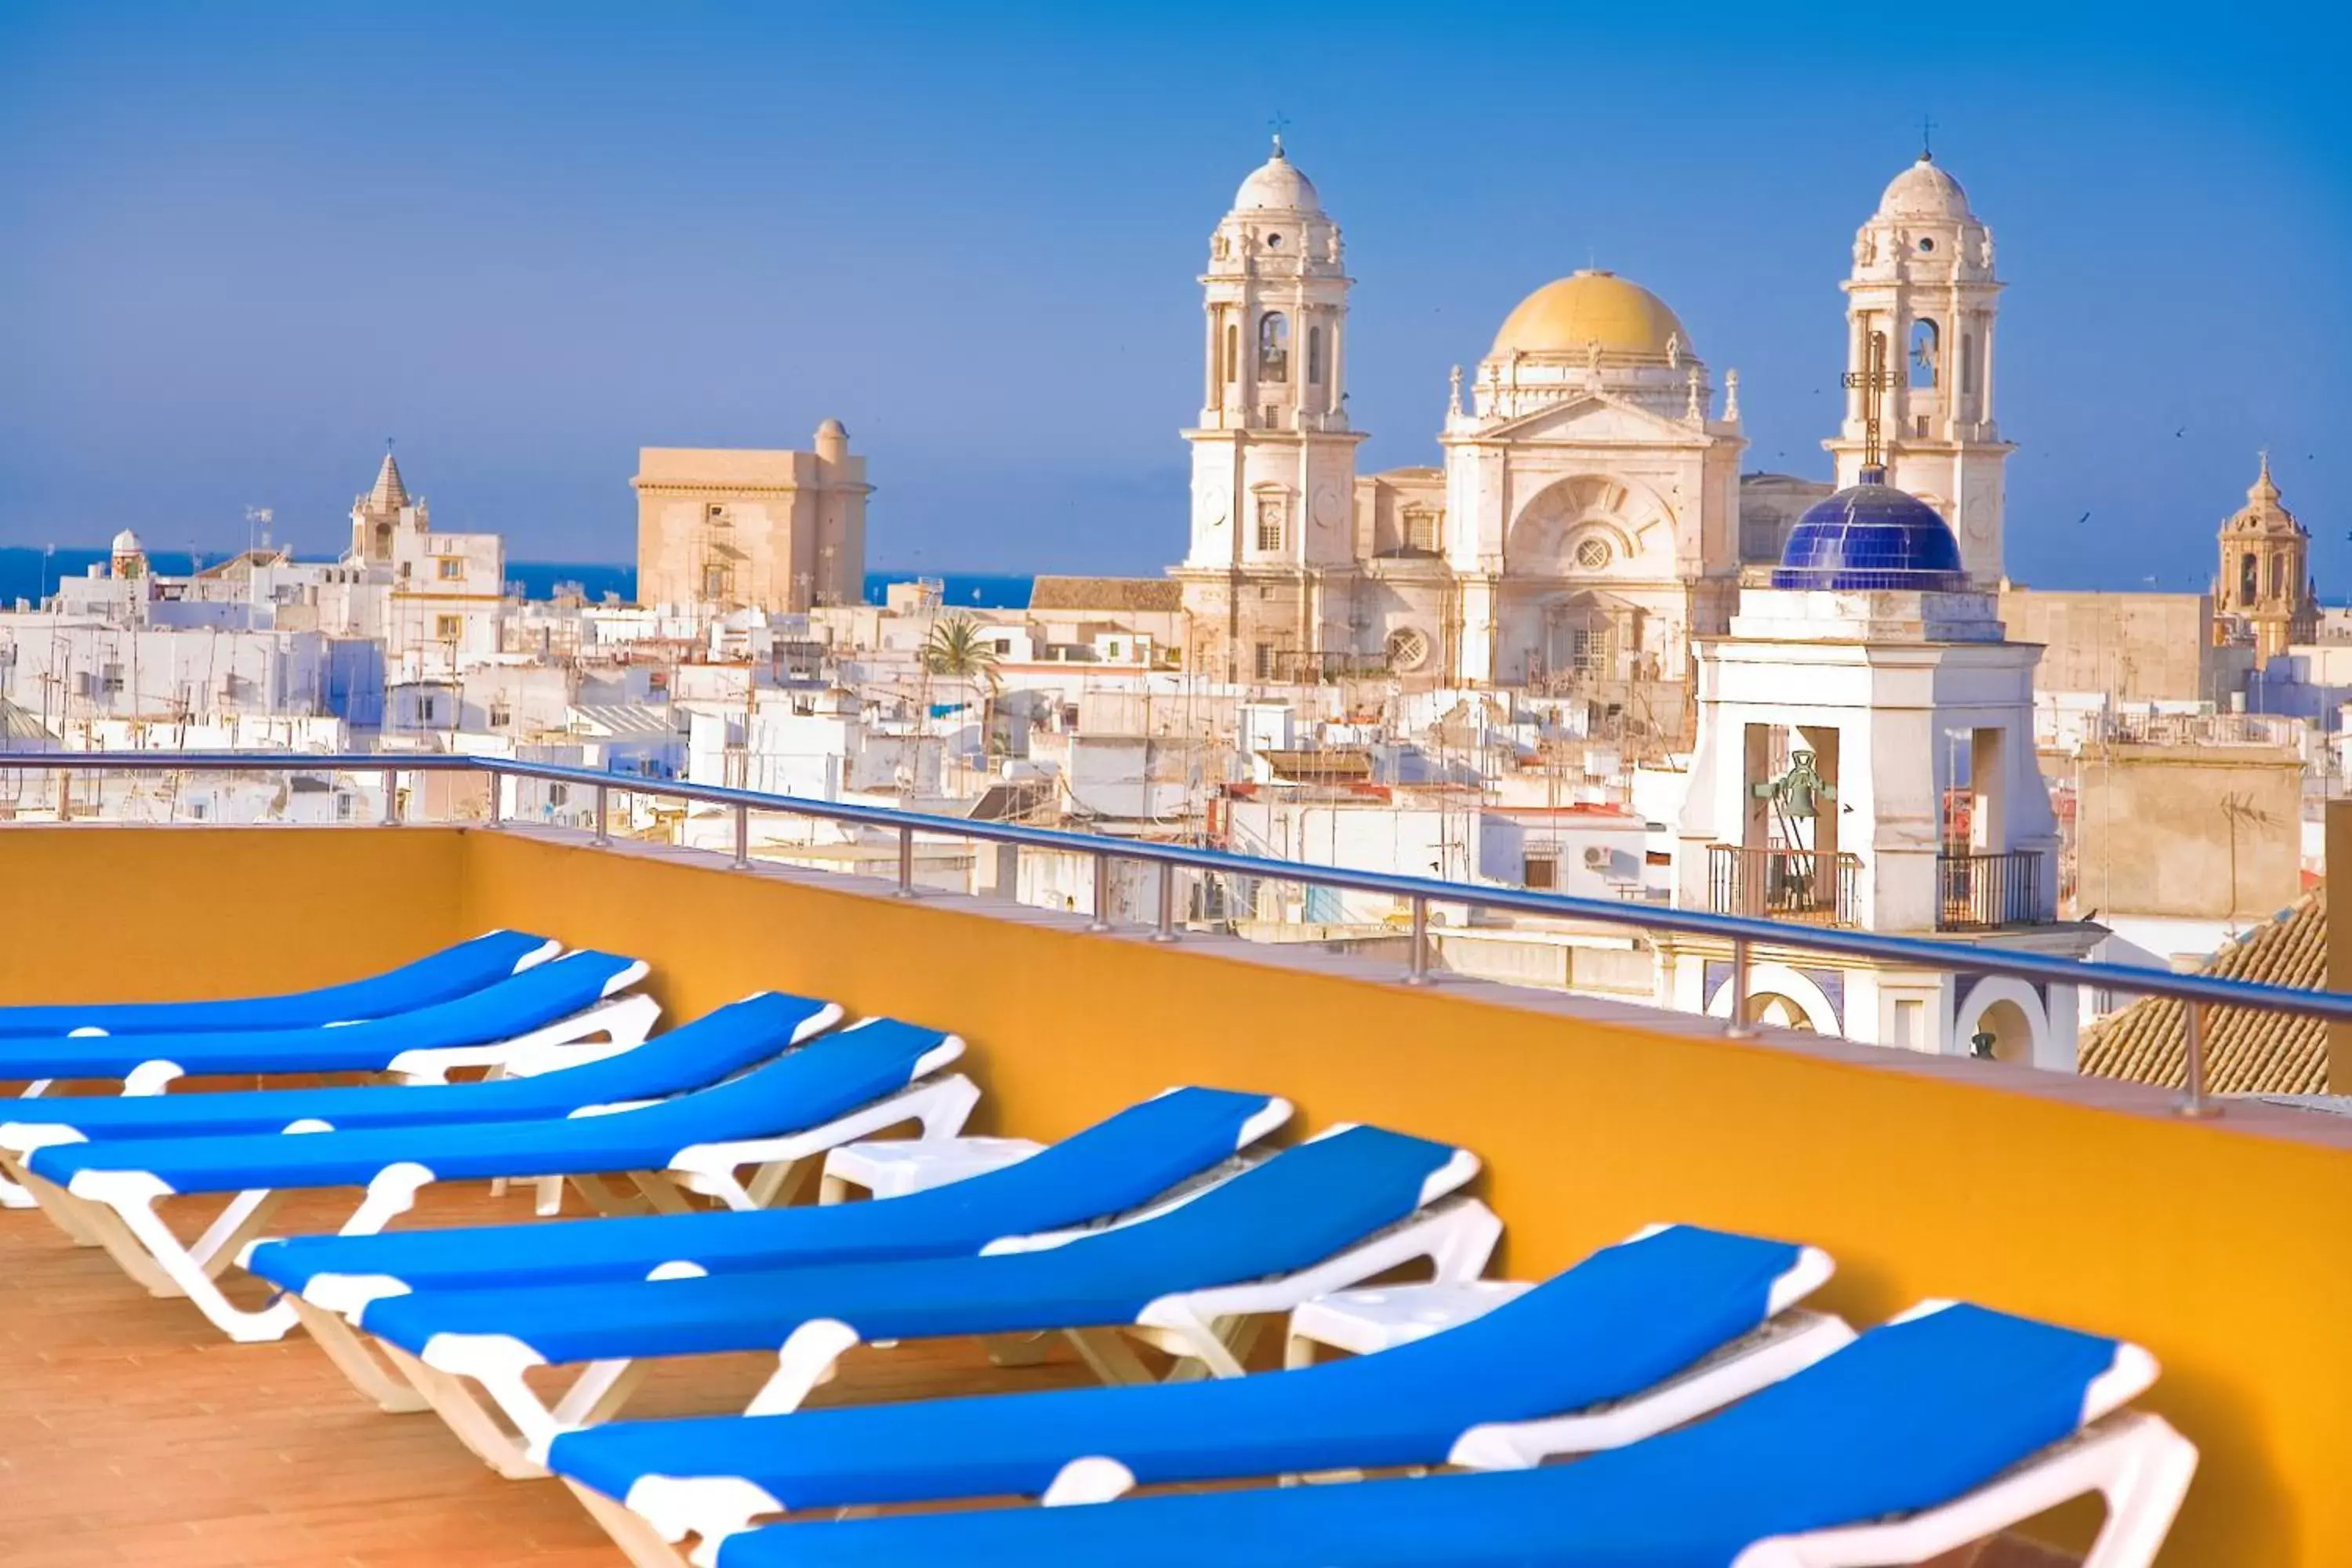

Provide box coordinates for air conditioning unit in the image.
[1583,845,1612,869]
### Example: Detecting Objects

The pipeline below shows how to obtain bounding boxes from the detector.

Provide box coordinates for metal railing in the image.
[2,748,2335,1120]
[1708,844,1860,927]
[1936,848,2049,930]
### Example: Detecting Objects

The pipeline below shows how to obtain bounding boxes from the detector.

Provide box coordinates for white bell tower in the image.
[1179,139,1365,667]
[1827,151,2013,583]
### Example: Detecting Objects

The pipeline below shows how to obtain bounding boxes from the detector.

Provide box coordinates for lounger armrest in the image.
[666,1074,982,1207]
[1730,1410,2198,1568]
[1449,1310,1857,1468]
[388,993,662,1084]
[1131,1198,1504,1378]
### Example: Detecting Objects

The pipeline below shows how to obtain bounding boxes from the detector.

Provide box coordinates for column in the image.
[1203,303,1219,416]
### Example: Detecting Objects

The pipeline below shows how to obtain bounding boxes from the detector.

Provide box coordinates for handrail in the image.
[0,748,2315,1111]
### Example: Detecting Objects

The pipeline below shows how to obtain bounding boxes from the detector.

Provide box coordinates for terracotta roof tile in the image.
[2079,886,2329,1095]
[1027,575,1183,612]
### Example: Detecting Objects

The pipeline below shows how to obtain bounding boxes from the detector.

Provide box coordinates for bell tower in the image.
[1827,149,2013,584]
[1176,137,1366,681]
[2215,453,2318,662]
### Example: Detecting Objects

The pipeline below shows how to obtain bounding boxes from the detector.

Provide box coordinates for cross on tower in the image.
[1843,332,1894,478]
[1268,112,1290,155]
[1920,115,1938,160]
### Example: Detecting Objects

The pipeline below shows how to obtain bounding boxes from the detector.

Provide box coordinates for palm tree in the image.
[920,614,1004,758]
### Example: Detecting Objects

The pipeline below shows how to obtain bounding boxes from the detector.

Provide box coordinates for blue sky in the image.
[2,3,2344,587]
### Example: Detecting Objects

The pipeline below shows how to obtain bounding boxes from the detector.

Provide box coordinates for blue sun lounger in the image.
[247,1086,1292,1308]
[0,928,559,1038]
[17,1014,971,1346]
[354,1124,1494,1479]
[549,1224,1849,1563]
[0,991,840,1159]
[704,1302,2197,1568]
[0,948,655,1091]
[0,947,653,1212]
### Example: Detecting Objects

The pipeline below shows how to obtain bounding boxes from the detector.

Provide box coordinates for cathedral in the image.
[1169,140,2013,730]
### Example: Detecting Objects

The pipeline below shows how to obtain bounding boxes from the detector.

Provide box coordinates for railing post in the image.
[1087,852,1115,931]
[733,804,750,870]
[895,823,916,898]
[592,783,610,846]
[1152,861,1179,942]
[483,766,503,829]
[2177,1000,2220,1118]
[1403,895,1432,985]
[1725,937,1755,1037]
[379,768,398,826]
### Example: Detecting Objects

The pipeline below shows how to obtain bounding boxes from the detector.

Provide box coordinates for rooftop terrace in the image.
[5,768,2352,1564]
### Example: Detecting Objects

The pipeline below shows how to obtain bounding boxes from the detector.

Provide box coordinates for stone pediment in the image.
[1464,391,1714,448]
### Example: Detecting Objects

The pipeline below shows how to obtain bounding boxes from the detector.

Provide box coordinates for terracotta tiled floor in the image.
[0,1179,2082,1566]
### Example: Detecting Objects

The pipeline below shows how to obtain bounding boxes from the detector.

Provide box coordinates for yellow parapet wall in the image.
[4,823,2348,1563]
[0,827,466,1006]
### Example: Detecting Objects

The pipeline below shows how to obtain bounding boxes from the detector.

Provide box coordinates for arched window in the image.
[1307,325,1324,385]
[1961,332,1979,397]
[2271,553,2288,599]
[1224,321,1239,383]
[2241,553,2259,603]
[1909,319,1940,390]
[1258,312,1290,384]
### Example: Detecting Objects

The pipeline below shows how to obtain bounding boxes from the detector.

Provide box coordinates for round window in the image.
[1574,537,1612,572]
[1385,627,1432,673]
[1917,235,1936,252]
[1265,232,1284,249]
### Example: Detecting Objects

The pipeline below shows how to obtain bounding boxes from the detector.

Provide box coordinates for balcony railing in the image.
[1707,844,1860,927]
[0,750,2332,1115]
[1936,848,2049,931]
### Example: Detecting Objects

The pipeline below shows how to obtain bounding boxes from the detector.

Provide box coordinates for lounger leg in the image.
[85,1186,299,1340]
[568,1172,652,1217]
[1153,1310,1254,1381]
[378,1341,553,1480]
[15,1171,187,1295]
[628,1171,697,1214]
[289,1298,431,1414]
[2082,1417,2201,1568]
[1064,1327,1160,1386]
[744,1156,818,1209]
[552,1359,652,1426]
[561,1480,699,1568]
[190,1189,288,1280]
[5,1155,103,1244]
[535,1174,564,1215]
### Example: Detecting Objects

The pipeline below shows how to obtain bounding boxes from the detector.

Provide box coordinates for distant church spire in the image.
[369,447,408,512]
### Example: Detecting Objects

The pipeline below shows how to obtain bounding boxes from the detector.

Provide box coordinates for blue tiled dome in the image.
[1770,476,1967,591]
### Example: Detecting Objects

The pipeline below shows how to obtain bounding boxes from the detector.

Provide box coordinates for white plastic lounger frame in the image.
[16,1022,959,1348]
[293,1088,1292,1429]
[611,1228,1849,1562]
[1728,1301,2196,1568]
[390,1127,1492,1481]
[0,964,655,1210]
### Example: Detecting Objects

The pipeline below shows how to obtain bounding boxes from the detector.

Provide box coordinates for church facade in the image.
[1171,143,2013,728]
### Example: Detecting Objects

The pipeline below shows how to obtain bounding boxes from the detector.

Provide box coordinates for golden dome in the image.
[1490,270,1691,361]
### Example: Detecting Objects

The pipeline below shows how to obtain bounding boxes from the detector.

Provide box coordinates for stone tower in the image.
[2215,453,2317,662]
[1174,138,1366,681]
[1826,153,2013,585]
